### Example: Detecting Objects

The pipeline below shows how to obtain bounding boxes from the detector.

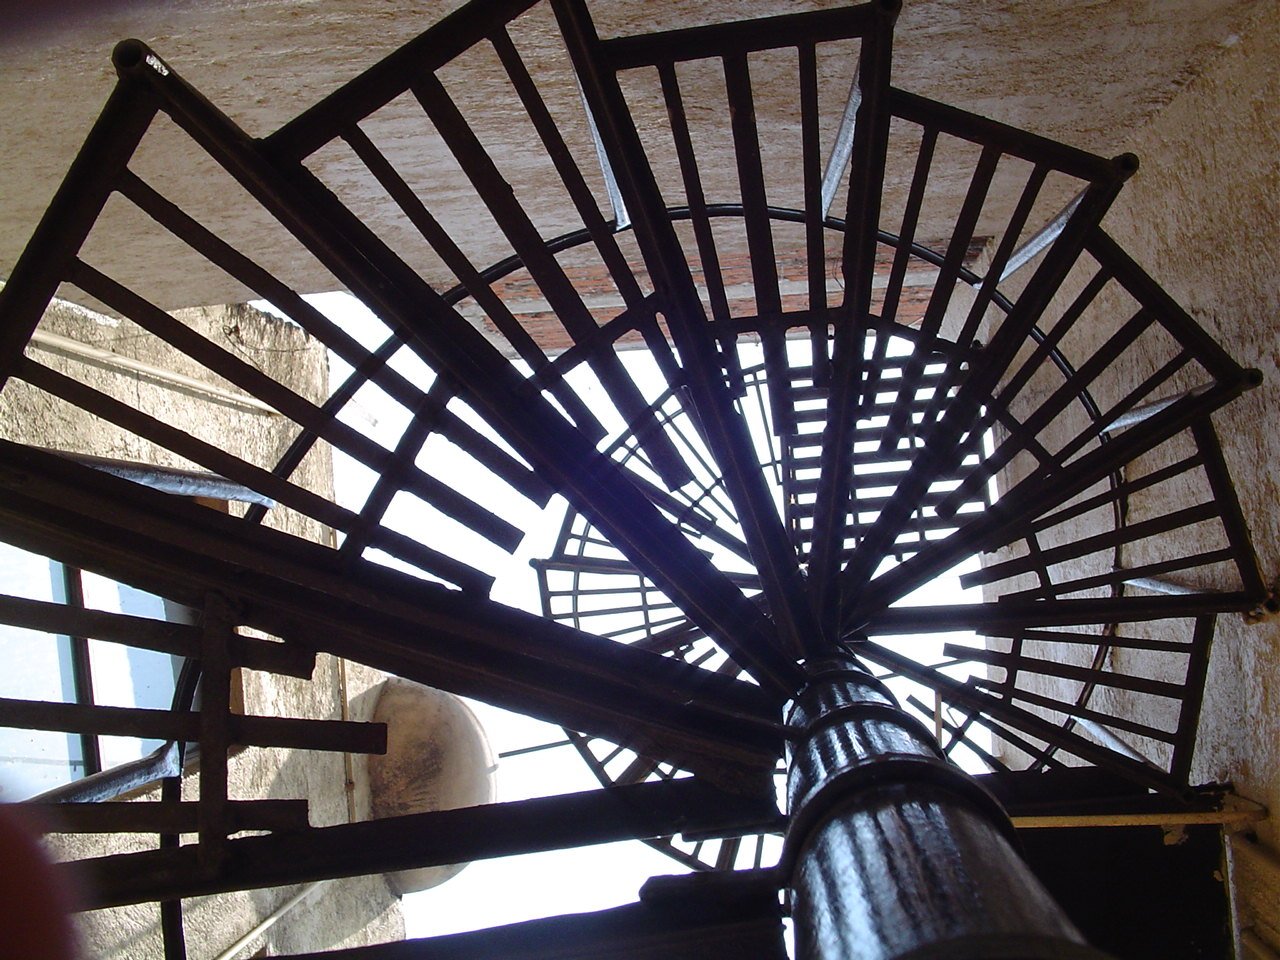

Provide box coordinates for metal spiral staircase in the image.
[0,0,1264,957]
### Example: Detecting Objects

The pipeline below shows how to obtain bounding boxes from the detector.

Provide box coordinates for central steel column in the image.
[785,653,1111,960]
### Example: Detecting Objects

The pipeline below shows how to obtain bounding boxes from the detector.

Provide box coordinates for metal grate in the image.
[0,0,1264,952]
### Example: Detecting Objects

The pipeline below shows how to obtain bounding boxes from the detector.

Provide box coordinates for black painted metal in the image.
[76,777,780,909]
[0,0,1266,954]
[786,657,1105,960]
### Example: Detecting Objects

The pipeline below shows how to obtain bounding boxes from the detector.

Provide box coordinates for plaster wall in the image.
[979,0,1279,946]
[999,0,1279,820]
[0,0,1263,311]
[0,299,407,957]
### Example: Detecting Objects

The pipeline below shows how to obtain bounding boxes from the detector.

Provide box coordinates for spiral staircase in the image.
[0,0,1265,957]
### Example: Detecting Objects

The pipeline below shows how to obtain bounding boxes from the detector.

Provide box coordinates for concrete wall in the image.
[0,1,1262,311]
[1101,0,1279,831]
[1105,7,1280,950]
[981,1,1279,948]
[0,299,406,957]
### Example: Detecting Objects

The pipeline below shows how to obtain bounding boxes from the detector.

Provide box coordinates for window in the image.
[0,540,185,801]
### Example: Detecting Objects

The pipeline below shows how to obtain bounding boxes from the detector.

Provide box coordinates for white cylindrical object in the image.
[366,678,496,894]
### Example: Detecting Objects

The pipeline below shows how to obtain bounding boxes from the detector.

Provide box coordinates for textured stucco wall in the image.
[0,0,1264,310]
[1099,0,1279,825]
[1099,7,1280,949]
[0,298,407,957]
[977,0,1279,946]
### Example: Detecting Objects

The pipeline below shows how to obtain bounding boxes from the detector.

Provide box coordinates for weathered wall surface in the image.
[1103,0,1279,825]
[1102,8,1280,950]
[978,0,1279,948]
[0,299,407,957]
[0,0,1263,310]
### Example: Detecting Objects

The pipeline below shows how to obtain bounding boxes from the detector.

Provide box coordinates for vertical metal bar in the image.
[1086,229,1248,384]
[553,0,817,663]
[655,61,743,393]
[198,593,233,875]
[797,43,830,382]
[936,309,1158,518]
[840,161,1137,601]
[960,164,1050,340]
[496,28,678,380]
[334,128,609,446]
[723,52,794,435]
[722,53,781,317]
[1191,417,1267,598]
[877,127,937,330]
[410,71,692,489]
[1170,616,1216,782]
[806,1,897,644]
[60,565,102,776]
[159,838,188,960]
[876,144,1000,456]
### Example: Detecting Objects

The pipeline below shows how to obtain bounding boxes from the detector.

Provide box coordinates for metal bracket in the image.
[1244,573,1280,624]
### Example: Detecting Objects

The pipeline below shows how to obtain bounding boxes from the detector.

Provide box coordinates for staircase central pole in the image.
[785,653,1109,960]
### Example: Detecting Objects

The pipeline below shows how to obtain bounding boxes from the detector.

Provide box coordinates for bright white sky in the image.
[306,290,990,941]
[313,291,700,937]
